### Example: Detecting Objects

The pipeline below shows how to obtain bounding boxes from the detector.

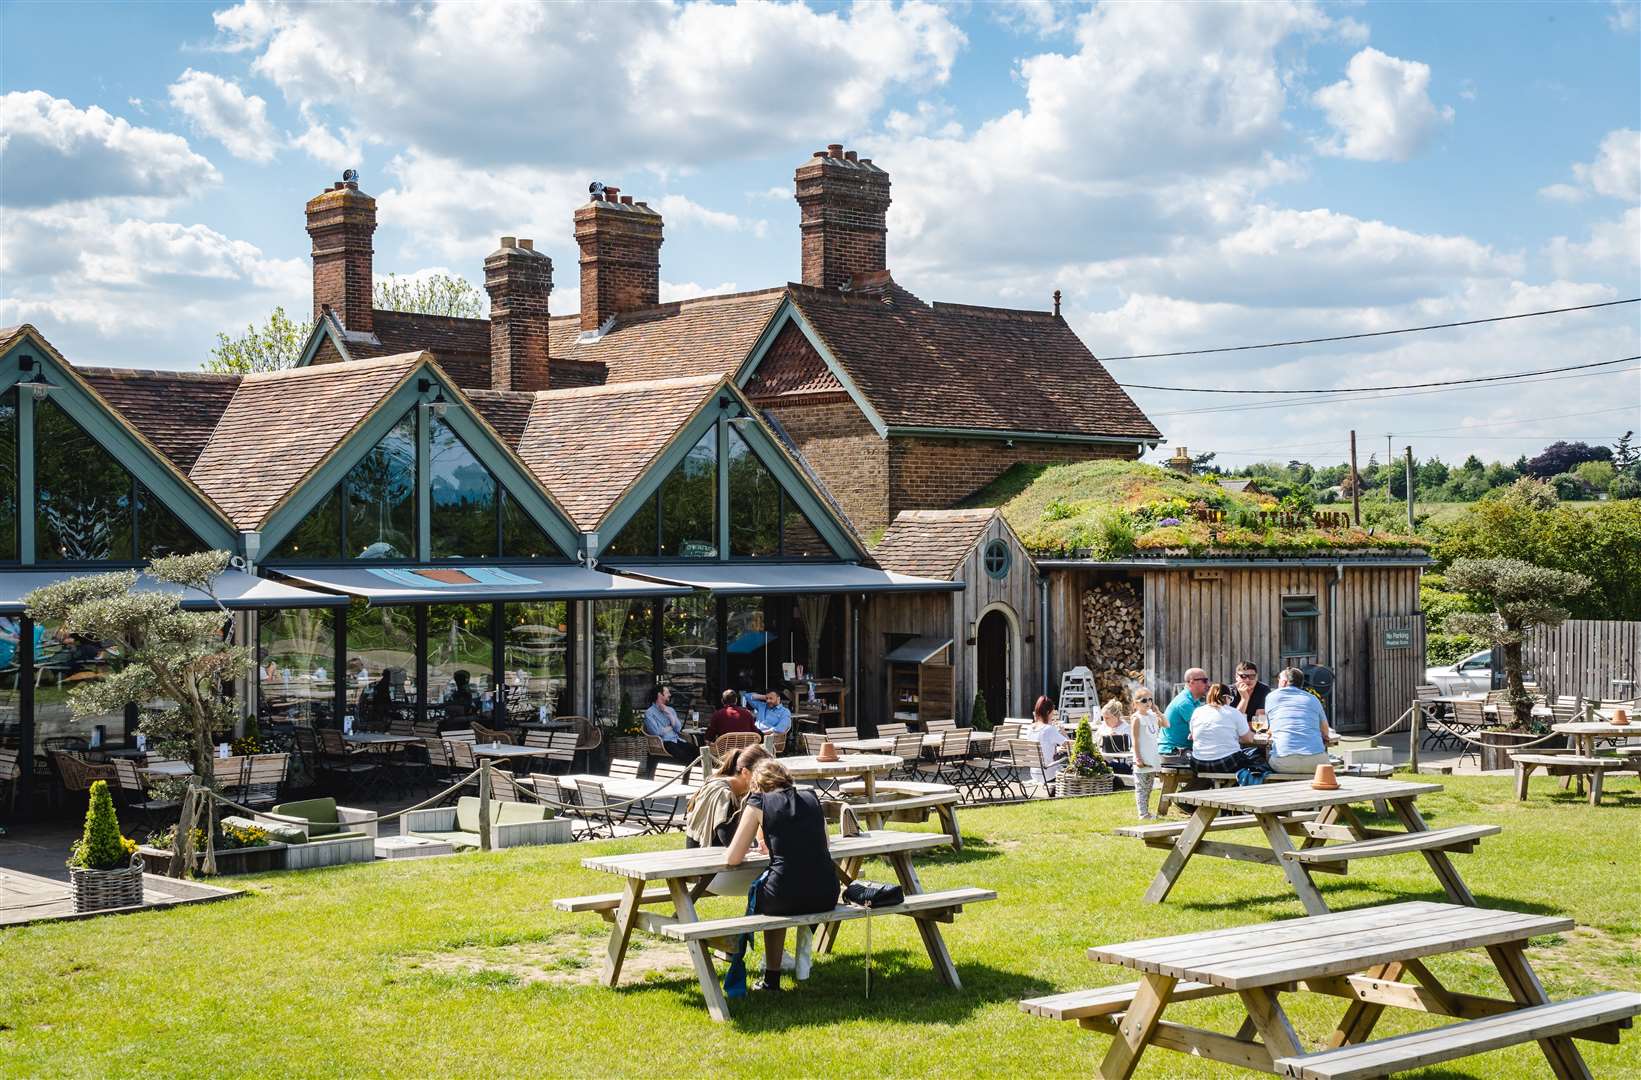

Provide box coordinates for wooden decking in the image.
[0,869,240,928]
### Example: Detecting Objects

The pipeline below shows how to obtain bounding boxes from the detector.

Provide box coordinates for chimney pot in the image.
[827,143,844,158]
[844,150,857,162]
[518,238,533,251]
[575,183,664,331]
[500,236,517,248]
[860,158,872,166]
[813,150,828,159]
[620,195,633,205]
[604,186,619,202]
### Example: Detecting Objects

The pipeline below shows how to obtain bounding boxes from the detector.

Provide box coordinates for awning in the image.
[275,563,690,605]
[0,569,348,614]
[606,561,963,596]
[885,636,955,664]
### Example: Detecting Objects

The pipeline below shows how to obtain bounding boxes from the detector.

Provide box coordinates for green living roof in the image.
[963,460,1425,559]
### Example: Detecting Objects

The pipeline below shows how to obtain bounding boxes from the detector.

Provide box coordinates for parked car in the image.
[1425,649,1492,694]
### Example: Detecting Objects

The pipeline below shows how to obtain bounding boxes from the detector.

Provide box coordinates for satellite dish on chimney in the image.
[342,168,359,184]
[588,180,605,197]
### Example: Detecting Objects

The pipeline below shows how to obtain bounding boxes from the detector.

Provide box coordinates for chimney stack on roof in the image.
[305,171,377,333]
[485,235,553,393]
[795,144,891,290]
[575,182,663,333]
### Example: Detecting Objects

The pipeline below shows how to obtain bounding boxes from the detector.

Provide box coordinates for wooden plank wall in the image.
[1523,619,1641,700]
[951,516,1041,723]
[857,591,955,731]
[1368,613,1426,734]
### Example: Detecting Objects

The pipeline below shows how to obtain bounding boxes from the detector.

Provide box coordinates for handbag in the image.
[842,880,904,908]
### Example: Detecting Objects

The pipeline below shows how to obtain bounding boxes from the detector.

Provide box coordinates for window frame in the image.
[1279,594,1320,658]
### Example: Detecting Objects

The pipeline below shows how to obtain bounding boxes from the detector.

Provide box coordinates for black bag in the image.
[842,880,904,908]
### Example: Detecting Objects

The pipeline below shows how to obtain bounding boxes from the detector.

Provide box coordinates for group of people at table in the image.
[1024,660,1335,820]
[642,684,793,763]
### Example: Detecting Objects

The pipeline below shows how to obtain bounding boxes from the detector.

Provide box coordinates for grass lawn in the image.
[3,773,1639,1078]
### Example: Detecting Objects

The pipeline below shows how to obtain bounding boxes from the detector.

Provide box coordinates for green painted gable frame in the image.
[731,299,889,438]
[594,381,864,562]
[257,359,581,561]
[1,329,239,560]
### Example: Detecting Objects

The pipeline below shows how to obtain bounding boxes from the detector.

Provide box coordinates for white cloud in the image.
[1538,182,1587,204]
[661,280,739,303]
[1572,128,1640,201]
[214,0,965,171]
[988,0,1077,39]
[1312,47,1452,162]
[167,68,279,163]
[292,118,360,168]
[652,194,766,237]
[1610,1,1639,32]
[1545,207,1641,278]
[0,90,217,210]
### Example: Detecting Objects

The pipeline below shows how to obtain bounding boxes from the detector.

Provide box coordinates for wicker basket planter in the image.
[608,736,649,763]
[1058,773,1115,797]
[69,855,145,912]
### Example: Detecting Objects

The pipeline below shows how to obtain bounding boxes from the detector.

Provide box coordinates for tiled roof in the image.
[514,374,719,530]
[189,354,422,529]
[546,288,785,384]
[870,508,998,579]
[787,282,1161,442]
[742,320,842,399]
[349,310,491,388]
[77,367,242,471]
[463,389,535,450]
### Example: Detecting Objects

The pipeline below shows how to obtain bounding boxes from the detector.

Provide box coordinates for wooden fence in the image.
[1523,619,1641,701]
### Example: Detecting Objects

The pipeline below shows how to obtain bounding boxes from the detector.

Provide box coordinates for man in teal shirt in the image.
[1159,668,1209,755]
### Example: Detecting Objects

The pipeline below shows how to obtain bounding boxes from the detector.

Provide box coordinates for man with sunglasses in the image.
[1228,661,1270,728]
[1159,668,1209,757]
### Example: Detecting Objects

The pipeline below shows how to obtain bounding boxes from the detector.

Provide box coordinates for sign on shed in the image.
[1382,627,1413,649]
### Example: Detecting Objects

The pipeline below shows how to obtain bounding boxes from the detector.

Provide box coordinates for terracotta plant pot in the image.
[1612,709,1630,726]
[817,741,839,763]
[1310,763,1340,790]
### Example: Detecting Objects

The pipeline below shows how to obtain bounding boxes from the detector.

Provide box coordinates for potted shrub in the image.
[608,691,648,761]
[1060,718,1114,797]
[67,780,143,912]
[969,691,992,732]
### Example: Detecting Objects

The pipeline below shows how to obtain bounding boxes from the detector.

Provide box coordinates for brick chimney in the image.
[794,144,891,290]
[305,172,377,332]
[484,237,553,392]
[574,185,663,332]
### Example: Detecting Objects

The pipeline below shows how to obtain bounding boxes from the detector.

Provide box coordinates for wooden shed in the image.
[1039,553,1430,735]
[864,509,1042,728]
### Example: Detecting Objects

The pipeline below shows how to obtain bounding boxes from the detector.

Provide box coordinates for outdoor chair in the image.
[645,734,667,765]
[1446,699,1487,767]
[212,755,250,805]
[402,795,562,849]
[111,758,180,832]
[889,733,926,780]
[255,796,377,869]
[292,726,321,782]
[875,722,909,738]
[564,716,601,772]
[801,733,828,755]
[993,722,1024,745]
[317,729,379,796]
[1415,684,1451,751]
[51,750,116,795]
[422,737,458,787]
[387,715,416,738]
[473,722,513,745]
[1006,738,1051,799]
[917,730,973,788]
[443,728,477,744]
[568,778,616,840]
[825,726,859,742]
[710,732,760,758]
[924,718,958,734]
[0,747,19,816]
[446,739,478,779]
[240,753,290,810]
[486,768,527,802]
[608,758,643,780]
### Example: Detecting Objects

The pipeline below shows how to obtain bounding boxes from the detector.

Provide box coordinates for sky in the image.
[1,0,1637,468]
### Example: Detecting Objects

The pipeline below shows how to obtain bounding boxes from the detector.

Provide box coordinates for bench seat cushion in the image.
[272,797,341,836]
[415,830,481,849]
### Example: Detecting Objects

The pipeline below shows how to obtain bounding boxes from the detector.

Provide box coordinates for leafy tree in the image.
[1444,557,1589,729]
[1572,459,1615,495]
[1613,430,1638,471]
[204,306,312,374]
[969,690,991,732]
[1524,440,1609,478]
[375,272,487,319]
[1549,472,1588,500]
[1612,474,1641,500]
[1460,455,1485,475]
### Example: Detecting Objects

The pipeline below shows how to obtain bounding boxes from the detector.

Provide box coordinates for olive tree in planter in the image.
[1060,717,1114,797]
[26,551,247,878]
[67,780,143,911]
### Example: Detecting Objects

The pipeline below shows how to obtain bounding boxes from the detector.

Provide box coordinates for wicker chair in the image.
[51,750,116,795]
[473,722,514,745]
[566,716,602,772]
[710,732,760,758]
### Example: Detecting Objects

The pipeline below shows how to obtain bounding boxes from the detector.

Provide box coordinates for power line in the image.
[1102,297,1639,363]
[1121,355,1637,394]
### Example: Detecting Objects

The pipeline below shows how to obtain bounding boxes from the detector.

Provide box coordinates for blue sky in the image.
[3,0,1637,466]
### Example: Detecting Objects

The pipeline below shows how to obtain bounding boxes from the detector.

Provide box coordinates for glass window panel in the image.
[33,619,127,749]
[345,600,417,728]
[0,390,16,562]
[266,486,343,562]
[658,428,716,557]
[345,412,416,560]
[661,593,718,722]
[501,491,556,560]
[504,601,569,720]
[780,493,831,558]
[257,607,337,728]
[0,618,30,752]
[605,494,657,558]
[428,603,494,725]
[593,599,654,722]
[430,416,498,559]
[34,396,134,562]
[724,596,773,693]
[1280,595,1318,658]
[728,427,779,557]
[137,483,206,559]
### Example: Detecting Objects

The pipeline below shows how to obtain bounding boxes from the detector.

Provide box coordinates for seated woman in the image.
[684,745,773,898]
[1188,683,1265,783]
[1097,698,1133,774]
[725,759,840,992]
[1026,695,1071,787]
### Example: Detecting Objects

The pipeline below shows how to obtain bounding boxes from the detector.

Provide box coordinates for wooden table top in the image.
[1170,774,1443,814]
[835,732,994,754]
[582,829,949,881]
[1089,900,1571,991]
[471,742,537,758]
[1552,720,1637,735]
[343,732,422,745]
[781,753,902,778]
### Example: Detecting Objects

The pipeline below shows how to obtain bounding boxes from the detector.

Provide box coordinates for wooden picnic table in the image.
[1024,899,1637,1080]
[1133,776,1491,916]
[781,752,901,799]
[1551,720,1641,757]
[833,732,994,755]
[554,830,993,1021]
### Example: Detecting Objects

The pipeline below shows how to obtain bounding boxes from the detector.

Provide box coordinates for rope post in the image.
[1409,698,1420,774]
[478,758,493,852]
[168,785,196,879]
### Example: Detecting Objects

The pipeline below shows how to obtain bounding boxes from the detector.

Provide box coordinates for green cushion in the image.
[497,802,550,825]
[455,797,480,832]
[272,798,341,837]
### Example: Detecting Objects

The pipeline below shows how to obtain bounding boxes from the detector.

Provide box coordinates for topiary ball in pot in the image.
[68,780,143,912]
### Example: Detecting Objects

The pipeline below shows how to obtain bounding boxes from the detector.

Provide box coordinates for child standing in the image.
[1129,688,1166,819]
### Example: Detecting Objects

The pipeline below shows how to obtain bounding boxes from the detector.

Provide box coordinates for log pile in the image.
[1081,580,1145,704]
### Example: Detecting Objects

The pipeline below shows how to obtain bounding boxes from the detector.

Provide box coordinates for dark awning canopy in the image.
[884,636,955,664]
[0,568,349,614]
[605,561,963,596]
[274,563,690,605]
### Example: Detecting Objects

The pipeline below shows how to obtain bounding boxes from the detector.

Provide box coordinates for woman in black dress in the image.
[725,759,839,991]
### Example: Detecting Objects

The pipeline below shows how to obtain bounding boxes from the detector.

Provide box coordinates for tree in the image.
[375,272,487,319]
[1444,557,1589,729]
[969,690,991,731]
[1612,431,1638,471]
[26,551,247,876]
[204,306,312,374]
[1572,459,1615,495]
[1612,475,1641,500]
[1460,454,1485,475]
[1524,440,1609,478]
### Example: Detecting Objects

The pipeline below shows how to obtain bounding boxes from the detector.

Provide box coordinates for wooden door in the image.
[976,610,1011,726]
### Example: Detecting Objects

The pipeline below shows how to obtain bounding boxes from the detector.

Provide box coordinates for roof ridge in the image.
[534,372,723,399]
[931,300,1057,321]
[894,508,996,521]
[372,309,486,326]
[75,366,244,383]
[241,352,422,382]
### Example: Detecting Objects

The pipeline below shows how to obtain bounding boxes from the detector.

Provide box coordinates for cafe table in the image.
[342,732,422,747]
[1551,719,1641,757]
[138,760,194,779]
[780,752,901,798]
[470,741,538,763]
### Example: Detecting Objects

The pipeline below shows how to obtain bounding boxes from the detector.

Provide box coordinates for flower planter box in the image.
[1059,774,1115,797]
[608,736,648,763]
[136,843,288,877]
[1478,729,1547,772]
[69,857,145,912]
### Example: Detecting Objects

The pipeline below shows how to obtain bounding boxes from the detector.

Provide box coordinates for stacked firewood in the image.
[1081,580,1145,704]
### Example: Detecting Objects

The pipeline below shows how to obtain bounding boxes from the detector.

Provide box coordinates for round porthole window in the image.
[983,539,1011,579]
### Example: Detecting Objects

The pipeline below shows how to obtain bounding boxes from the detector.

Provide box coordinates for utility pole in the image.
[1386,434,1394,504]
[1405,445,1415,530]
[1349,430,1361,526]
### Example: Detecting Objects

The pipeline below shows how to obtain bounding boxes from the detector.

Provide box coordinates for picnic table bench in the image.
[1022,899,1640,1079]
[1512,750,1634,806]
[832,779,963,849]
[552,830,994,1022]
